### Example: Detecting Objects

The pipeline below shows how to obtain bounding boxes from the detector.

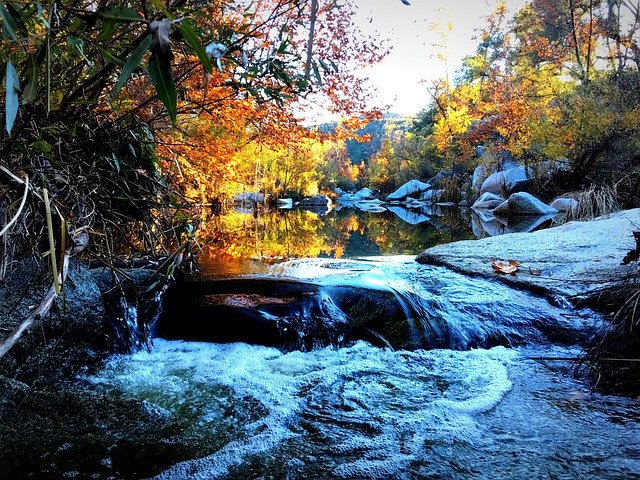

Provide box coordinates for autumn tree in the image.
[0,0,388,267]
[425,0,640,203]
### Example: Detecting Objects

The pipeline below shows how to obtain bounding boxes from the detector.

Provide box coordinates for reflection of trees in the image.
[197,208,475,262]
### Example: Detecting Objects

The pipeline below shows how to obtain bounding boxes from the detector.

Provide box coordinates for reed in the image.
[581,270,640,395]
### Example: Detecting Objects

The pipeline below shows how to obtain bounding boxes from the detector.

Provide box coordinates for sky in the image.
[350,0,526,116]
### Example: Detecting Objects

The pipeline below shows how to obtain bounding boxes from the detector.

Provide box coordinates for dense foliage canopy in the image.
[0,0,386,271]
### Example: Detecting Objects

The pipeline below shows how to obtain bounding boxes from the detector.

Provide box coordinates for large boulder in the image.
[233,192,265,204]
[504,166,535,193]
[297,194,331,207]
[420,189,444,203]
[493,192,559,216]
[353,187,376,200]
[386,180,430,201]
[550,196,579,215]
[338,187,378,206]
[480,166,534,196]
[471,192,505,210]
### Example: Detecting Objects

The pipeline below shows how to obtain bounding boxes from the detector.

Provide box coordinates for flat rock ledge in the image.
[416,208,640,300]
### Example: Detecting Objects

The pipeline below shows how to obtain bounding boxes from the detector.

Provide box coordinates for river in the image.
[85,207,640,479]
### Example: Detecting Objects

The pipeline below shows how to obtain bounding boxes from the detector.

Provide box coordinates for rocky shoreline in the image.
[0,209,638,477]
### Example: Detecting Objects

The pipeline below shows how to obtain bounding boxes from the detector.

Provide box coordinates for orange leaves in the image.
[490,258,545,277]
[490,258,520,275]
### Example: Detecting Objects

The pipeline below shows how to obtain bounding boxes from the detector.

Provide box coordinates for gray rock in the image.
[386,180,431,201]
[493,192,558,216]
[480,166,534,196]
[503,166,534,193]
[276,198,293,209]
[297,194,331,207]
[233,192,265,204]
[479,170,506,196]
[550,197,579,214]
[417,208,640,298]
[472,192,505,210]
[353,187,376,200]
[420,189,444,203]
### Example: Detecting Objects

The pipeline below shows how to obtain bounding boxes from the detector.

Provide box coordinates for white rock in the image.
[386,180,431,201]
[550,197,579,214]
[493,192,558,216]
[472,192,505,210]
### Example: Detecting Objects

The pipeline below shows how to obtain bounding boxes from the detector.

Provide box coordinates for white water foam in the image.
[86,340,518,479]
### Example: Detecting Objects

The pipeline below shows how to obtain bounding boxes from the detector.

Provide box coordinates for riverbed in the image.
[84,253,640,479]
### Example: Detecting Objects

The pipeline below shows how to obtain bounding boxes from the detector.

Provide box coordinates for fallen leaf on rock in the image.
[490,258,520,275]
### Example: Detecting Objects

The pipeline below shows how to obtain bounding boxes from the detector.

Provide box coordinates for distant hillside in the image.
[316,114,416,165]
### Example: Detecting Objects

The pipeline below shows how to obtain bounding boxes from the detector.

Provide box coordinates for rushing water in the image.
[86,256,640,479]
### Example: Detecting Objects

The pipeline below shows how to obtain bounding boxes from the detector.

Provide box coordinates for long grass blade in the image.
[43,188,60,295]
[0,175,29,237]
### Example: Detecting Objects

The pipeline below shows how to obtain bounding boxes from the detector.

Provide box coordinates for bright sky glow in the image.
[352,0,526,115]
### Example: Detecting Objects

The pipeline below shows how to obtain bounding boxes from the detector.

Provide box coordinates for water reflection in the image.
[197,205,476,270]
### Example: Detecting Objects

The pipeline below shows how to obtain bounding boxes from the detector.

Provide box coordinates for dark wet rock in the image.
[0,386,219,479]
[0,259,211,479]
[155,277,470,351]
[297,194,331,207]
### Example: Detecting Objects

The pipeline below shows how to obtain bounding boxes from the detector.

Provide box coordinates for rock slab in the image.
[416,208,640,298]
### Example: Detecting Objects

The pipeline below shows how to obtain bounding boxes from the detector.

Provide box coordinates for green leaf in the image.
[22,58,38,104]
[36,3,50,29]
[97,20,118,42]
[318,58,332,73]
[178,20,212,75]
[97,6,143,23]
[5,60,20,135]
[67,36,93,67]
[113,34,152,98]
[31,139,53,157]
[148,52,177,124]
[109,153,121,173]
[311,61,323,86]
[0,3,18,40]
